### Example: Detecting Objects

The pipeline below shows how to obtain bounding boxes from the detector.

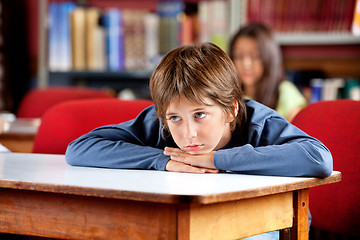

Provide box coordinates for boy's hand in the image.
[164,147,218,173]
[165,160,218,173]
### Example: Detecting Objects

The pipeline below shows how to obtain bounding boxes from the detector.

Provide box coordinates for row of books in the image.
[308,78,360,103]
[49,2,157,71]
[49,1,228,72]
[246,0,357,33]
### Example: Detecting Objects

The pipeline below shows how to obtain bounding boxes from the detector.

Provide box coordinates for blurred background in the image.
[0,0,359,114]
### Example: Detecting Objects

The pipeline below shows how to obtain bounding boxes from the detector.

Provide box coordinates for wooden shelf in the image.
[48,70,152,94]
[276,33,360,45]
[49,70,153,79]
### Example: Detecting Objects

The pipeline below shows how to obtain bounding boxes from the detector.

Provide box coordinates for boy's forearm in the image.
[213,140,333,178]
[65,134,169,171]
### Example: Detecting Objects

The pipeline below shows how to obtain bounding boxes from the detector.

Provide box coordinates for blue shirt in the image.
[65,100,332,178]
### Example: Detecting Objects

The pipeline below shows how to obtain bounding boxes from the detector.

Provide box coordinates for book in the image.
[144,13,160,70]
[209,0,229,51]
[246,0,357,33]
[48,2,76,71]
[229,0,247,35]
[123,9,147,70]
[198,1,211,43]
[85,7,105,71]
[157,0,184,55]
[59,2,76,71]
[353,0,360,35]
[103,8,124,71]
[198,1,229,51]
[48,2,60,71]
[310,78,323,103]
[70,7,86,71]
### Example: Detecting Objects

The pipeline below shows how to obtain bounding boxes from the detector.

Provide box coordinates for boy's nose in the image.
[183,121,197,139]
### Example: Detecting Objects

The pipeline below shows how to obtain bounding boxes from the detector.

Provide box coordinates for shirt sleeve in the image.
[214,115,333,178]
[65,106,171,170]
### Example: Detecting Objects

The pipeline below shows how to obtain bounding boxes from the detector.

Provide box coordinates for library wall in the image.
[14,0,360,109]
[0,0,31,112]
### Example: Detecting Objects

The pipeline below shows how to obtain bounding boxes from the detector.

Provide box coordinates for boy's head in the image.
[150,42,247,132]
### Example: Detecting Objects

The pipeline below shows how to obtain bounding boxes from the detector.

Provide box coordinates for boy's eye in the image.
[195,112,206,119]
[170,116,181,123]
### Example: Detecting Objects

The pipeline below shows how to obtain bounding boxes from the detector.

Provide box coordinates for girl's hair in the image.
[150,42,247,132]
[229,23,284,110]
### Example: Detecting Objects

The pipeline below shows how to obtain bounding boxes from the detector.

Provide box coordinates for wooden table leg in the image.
[291,189,309,240]
[280,228,291,240]
[177,204,190,240]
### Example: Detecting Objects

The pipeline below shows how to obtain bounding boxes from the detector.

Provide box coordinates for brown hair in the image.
[229,23,284,109]
[150,42,247,132]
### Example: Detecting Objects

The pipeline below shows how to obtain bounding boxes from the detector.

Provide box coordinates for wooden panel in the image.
[284,58,360,79]
[282,44,360,79]
[188,192,293,240]
[0,188,177,240]
[0,134,34,153]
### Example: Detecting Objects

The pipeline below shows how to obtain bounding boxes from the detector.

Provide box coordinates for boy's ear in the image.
[234,99,239,117]
[226,99,238,123]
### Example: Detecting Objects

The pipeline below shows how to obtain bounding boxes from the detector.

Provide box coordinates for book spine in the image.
[103,9,123,71]
[310,79,323,103]
[48,2,60,71]
[157,0,184,55]
[123,10,146,70]
[352,0,360,35]
[144,13,160,70]
[60,2,76,71]
[71,7,86,71]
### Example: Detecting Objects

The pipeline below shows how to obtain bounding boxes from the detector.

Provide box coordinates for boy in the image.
[66,42,331,239]
[66,42,332,177]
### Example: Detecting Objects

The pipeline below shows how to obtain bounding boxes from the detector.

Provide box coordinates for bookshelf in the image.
[36,0,360,98]
[37,0,158,94]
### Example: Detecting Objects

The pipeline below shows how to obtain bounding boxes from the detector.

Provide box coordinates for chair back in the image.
[33,98,153,154]
[292,100,360,236]
[17,87,114,118]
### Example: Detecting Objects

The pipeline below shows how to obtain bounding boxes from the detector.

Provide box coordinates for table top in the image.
[0,153,341,204]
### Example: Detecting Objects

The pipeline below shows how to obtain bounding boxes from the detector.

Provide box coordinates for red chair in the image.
[292,100,360,238]
[32,98,153,154]
[17,87,115,118]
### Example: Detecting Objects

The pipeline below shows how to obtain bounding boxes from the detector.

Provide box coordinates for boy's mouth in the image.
[185,144,203,151]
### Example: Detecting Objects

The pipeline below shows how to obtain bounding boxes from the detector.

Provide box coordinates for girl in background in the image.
[229,23,306,122]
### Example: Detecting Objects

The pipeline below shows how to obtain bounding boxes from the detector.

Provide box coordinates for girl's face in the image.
[165,96,235,155]
[232,37,264,89]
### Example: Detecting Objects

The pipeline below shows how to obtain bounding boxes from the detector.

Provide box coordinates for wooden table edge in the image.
[0,172,341,205]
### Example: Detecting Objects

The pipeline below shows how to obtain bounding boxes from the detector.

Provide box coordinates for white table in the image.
[0,153,341,240]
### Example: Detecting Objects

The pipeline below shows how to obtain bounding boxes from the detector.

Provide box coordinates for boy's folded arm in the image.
[65,125,170,171]
[214,139,332,178]
[214,116,333,178]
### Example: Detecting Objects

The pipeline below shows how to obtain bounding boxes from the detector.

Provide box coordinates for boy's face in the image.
[165,96,235,155]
